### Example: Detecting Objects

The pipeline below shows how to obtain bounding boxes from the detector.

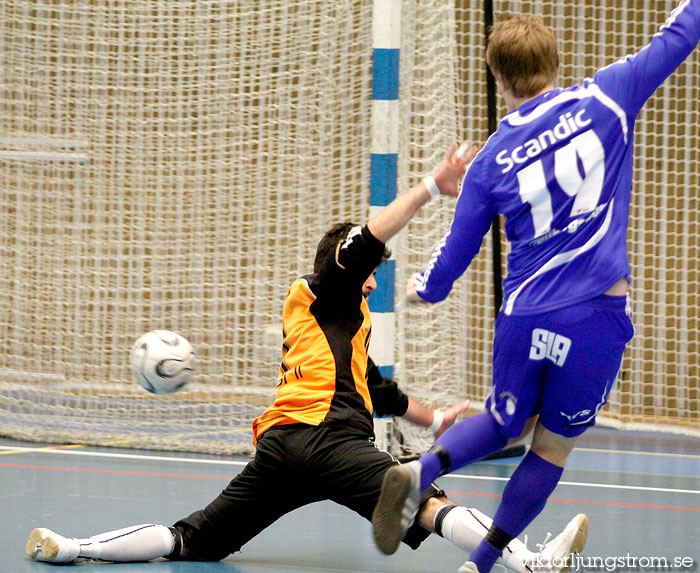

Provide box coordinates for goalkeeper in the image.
[26,142,584,571]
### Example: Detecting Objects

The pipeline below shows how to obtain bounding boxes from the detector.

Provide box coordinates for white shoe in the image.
[26,528,85,563]
[371,460,422,555]
[527,514,589,572]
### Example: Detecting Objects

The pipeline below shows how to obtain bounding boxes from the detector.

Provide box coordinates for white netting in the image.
[0,1,374,454]
[0,1,697,456]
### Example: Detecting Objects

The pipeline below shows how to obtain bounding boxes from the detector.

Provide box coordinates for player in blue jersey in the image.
[372,2,700,572]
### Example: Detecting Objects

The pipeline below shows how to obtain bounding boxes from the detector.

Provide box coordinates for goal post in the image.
[0,1,697,457]
[369,0,401,452]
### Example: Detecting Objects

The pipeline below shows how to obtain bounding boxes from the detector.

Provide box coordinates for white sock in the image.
[437,506,537,573]
[76,524,175,562]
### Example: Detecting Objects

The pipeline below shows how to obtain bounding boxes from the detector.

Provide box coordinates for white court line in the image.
[444,474,700,496]
[575,447,700,459]
[0,445,247,466]
[1,445,698,496]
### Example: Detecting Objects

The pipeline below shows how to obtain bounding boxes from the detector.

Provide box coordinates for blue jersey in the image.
[416,0,700,315]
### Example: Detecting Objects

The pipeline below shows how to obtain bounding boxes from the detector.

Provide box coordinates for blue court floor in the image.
[1,427,698,572]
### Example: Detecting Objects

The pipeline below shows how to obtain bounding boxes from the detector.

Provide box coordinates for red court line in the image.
[0,462,229,481]
[444,491,700,512]
[3,462,698,512]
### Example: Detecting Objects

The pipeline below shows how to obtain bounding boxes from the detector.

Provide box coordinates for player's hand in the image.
[432,141,478,198]
[434,400,471,438]
[406,272,428,304]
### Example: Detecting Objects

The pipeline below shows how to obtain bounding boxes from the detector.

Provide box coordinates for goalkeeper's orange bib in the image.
[252,277,374,444]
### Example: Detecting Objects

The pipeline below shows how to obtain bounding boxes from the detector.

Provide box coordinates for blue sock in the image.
[417,413,507,492]
[471,450,564,572]
[469,540,502,572]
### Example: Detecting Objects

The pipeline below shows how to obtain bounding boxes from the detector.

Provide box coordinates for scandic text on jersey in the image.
[495,109,591,174]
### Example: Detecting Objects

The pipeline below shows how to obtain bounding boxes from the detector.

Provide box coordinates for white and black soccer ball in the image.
[130,330,196,395]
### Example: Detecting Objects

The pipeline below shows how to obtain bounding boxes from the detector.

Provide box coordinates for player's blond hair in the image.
[486,14,559,99]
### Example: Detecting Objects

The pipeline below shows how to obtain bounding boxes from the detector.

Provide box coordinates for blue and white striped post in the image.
[369,0,400,452]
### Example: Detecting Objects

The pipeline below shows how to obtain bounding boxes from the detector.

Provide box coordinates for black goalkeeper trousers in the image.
[172,423,443,561]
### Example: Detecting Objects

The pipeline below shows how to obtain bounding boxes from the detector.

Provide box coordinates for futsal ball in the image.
[130,330,196,395]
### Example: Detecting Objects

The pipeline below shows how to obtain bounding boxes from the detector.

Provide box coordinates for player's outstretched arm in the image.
[407,147,494,305]
[403,397,470,438]
[595,0,700,117]
[367,142,477,244]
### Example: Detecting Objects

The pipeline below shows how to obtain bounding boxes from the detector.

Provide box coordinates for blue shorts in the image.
[486,294,634,438]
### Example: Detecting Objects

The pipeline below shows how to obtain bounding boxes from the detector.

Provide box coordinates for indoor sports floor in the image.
[1,427,698,572]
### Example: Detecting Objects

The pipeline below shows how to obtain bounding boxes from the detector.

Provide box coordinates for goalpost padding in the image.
[0,0,697,456]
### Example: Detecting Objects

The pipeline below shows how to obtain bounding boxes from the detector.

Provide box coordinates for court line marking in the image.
[0,462,228,480]
[574,447,700,459]
[0,445,246,464]
[3,443,698,458]
[2,461,698,511]
[445,491,699,512]
[1,445,698,496]
[445,473,700,495]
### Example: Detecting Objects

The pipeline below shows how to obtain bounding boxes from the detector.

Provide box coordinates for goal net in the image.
[0,0,697,456]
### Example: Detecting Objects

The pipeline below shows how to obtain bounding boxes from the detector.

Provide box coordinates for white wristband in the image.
[422,176,441,198]
[429,410,444,433]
